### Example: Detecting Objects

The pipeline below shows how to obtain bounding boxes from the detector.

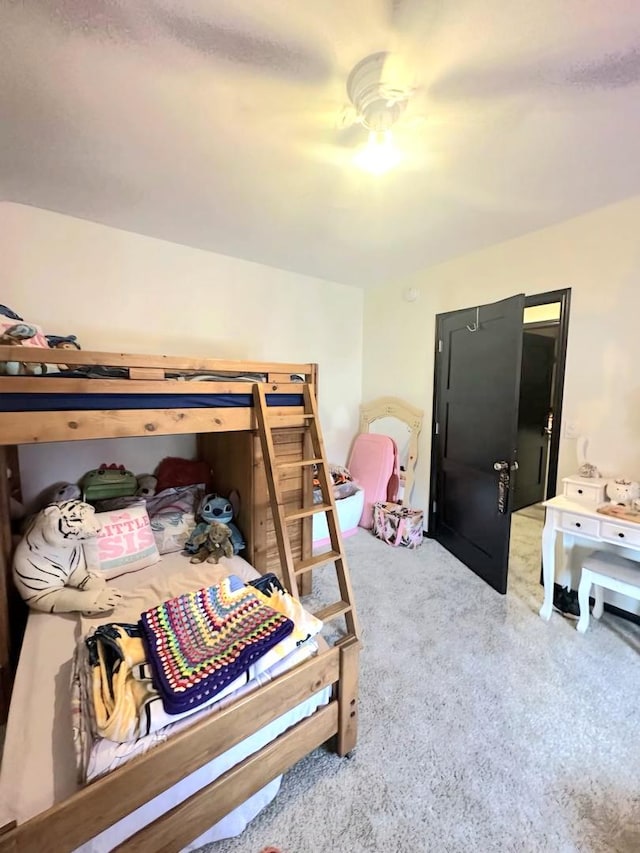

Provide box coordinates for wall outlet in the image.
[563,421,579,439]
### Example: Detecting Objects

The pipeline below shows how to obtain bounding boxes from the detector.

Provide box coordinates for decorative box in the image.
[372,502,423,548]
[562,476,607,506]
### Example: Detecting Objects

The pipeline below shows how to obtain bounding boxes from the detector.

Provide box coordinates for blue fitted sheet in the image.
[0,392,303,412]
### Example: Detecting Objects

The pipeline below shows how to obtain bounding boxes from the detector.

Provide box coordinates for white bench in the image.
[577,550,640,634]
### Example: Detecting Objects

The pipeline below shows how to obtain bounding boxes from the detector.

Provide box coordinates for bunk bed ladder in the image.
[253,384,360,641]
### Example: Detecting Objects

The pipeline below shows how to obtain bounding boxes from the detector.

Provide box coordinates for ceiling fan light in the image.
[354,130,401,175]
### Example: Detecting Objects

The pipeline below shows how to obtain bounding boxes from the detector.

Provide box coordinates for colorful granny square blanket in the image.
[139,575,294,714]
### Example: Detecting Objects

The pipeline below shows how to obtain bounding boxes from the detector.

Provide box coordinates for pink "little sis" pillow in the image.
[92,506,160,579]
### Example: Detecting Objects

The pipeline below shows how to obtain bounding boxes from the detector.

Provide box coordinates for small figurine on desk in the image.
[605,478,640,507]
[576,436,600,479]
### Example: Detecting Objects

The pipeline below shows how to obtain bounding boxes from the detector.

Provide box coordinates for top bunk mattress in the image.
[0,349,315,442]
[0,391,304,412]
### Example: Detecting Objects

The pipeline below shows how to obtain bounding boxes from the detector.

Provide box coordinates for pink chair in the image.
[347,434,397,529]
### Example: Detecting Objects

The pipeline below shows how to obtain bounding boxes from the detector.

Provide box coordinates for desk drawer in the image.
[560,512,599,536]
[600,521,640,547]
[564,481,606,505]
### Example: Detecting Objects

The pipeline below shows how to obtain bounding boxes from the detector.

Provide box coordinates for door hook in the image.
[466,307,480,332]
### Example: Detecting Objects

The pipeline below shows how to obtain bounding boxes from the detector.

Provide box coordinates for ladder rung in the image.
[285,503,333,521]
[314,601,351,623]
[294,550,341,575]
[277,458,323,469]
[264,413,316,427]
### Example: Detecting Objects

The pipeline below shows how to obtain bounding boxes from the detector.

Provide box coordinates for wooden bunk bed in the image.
[0,347,360,853]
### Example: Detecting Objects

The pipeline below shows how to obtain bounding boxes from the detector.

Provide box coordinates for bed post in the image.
[336,637,359,757]
[0,448,14,722]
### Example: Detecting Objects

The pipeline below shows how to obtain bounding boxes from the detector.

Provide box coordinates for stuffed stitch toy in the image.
[12,500,123,614]
[184,493,245,556]
[188,520,234,564]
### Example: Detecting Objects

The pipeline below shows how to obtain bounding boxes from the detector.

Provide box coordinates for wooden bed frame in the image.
[0,348,359,853]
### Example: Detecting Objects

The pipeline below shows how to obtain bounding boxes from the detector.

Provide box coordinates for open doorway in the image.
[513,295,566,515]
[510,289,571,593]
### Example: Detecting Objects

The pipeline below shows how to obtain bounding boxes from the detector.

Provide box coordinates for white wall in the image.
[1,202,363,501]
[364,195,640,514]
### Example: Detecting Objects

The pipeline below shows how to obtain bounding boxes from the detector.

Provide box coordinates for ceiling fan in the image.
[334,51,417,173]
[31,0,640,92]
[25,0,640,172]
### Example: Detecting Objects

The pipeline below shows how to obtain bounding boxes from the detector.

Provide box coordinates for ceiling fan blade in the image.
[153,9,332,84]
[430,47,640,102]
[569,47,640,90]
[28,0,332,85]
[387,0,445,39]
[24,0,143,42]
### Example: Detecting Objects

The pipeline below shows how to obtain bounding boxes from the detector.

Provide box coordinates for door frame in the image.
[524,288,571,502]
[427,288,571,536]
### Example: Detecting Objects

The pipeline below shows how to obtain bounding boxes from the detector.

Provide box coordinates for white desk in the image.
[539,496,640,621]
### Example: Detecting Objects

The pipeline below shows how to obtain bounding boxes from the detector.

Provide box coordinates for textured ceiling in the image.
[2,0,640,287]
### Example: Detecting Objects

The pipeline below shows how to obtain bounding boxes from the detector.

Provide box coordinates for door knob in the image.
[493,460,515,513]
[494,461,518,471]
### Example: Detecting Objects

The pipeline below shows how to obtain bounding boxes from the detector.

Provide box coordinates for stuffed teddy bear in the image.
[188,520,234,564]
[12,499,123,614]
[136,474,158,498]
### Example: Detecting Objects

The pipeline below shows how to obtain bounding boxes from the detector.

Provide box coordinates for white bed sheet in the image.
[0,551,330,851]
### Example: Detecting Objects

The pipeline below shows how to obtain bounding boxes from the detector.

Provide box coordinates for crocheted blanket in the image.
[140,575,294,714]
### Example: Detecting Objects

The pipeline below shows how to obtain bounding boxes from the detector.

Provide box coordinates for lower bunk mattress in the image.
[0,552,330,852]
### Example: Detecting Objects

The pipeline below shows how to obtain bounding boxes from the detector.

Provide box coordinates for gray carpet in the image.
[203,518,640,853]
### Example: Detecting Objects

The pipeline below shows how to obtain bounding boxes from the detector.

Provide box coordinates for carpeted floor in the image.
[203,516,640,853]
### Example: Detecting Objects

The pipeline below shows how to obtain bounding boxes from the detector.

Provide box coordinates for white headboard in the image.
[358,397,424,505]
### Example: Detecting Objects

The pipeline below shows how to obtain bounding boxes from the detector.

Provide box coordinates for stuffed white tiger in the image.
[12,500,123,614]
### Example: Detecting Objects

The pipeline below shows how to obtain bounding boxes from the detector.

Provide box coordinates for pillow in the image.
[155,457,213,493]
[146,484,203,554]
[146,483,204,517]
[150,511,196,555]
[91,506,160,579]
[93,483,203,515]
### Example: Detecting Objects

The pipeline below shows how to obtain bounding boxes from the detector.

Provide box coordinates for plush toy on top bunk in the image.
[45,333,82,371]
[184,492,245,556]
[0,305,83,375]
[12,500,123,614]
[0,305,50,376]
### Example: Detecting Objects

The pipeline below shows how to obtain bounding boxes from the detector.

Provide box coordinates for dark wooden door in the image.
[513,332,556,512]
[431,294,525,594]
